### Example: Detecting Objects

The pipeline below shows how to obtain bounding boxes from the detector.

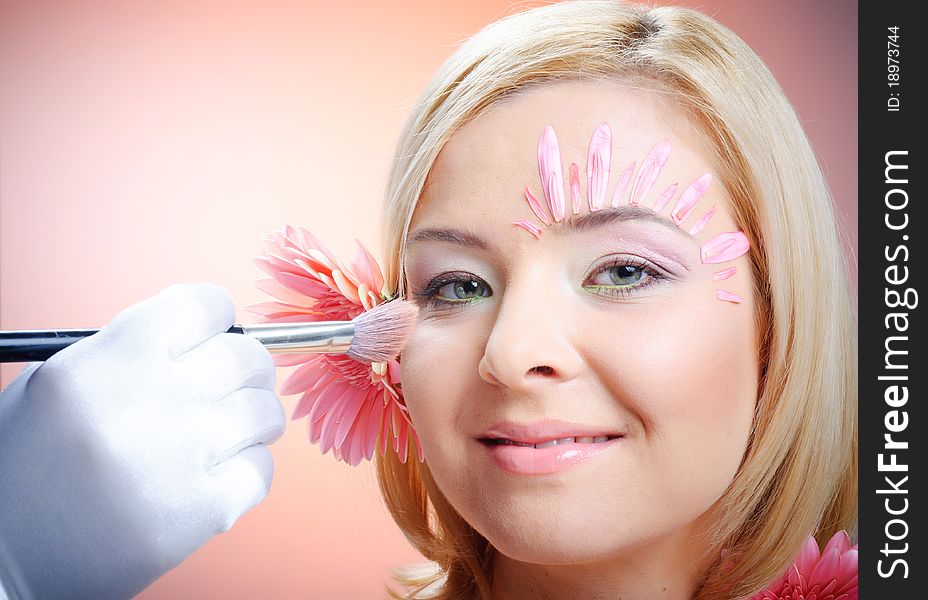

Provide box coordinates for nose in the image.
[477,278,584,390]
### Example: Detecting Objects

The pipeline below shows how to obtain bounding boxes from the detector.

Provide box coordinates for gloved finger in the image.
[206,443,275,534]
[202,386,286,472]
[175,332,277,403]
[103,283,236,360]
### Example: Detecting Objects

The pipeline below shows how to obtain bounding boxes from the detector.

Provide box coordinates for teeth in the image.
[491,436,615,448]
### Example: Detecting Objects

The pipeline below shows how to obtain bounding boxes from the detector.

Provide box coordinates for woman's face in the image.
[399,80,759,565]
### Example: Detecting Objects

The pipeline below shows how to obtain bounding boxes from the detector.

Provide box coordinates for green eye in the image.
[412,257,666,311]
[438,279,489,301]
[607,265,644,286]
[585,258,665,299]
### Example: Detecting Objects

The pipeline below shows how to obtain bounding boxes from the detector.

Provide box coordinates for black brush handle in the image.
[0,326,246,363]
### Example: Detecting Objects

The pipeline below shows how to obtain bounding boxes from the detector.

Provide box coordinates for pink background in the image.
[0,1,856,598]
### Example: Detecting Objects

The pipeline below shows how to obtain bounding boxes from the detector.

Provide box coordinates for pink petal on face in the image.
[712,267,737,281]
[538,125,565,222]
[610,161,635,208]
[547,171,565,222]
[716,289,743,303]
[629,139,672,205]
[687,205,717,236]
[672,173,713,225]
[700,231,750,264]
[652,183,678,213]
[524,186,552,225]
[586,122,612,212]
[570,162,582,214]
[513,219,542,239]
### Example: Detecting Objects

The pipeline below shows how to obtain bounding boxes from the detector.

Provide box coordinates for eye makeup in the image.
[513,122,751,304]
[410,253,669,312]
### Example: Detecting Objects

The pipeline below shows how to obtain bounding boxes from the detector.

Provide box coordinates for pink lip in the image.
[479,419,623,445]
[476,419,624,476]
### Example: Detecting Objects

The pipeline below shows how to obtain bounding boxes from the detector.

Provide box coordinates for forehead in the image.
[412,80,717,235]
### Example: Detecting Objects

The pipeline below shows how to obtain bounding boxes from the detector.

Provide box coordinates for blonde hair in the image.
[374,2,857,598]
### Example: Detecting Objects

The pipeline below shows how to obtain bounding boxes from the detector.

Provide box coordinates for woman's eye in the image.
[436,279,489,301]
[590,264,646,287]
[585,259,664,297]
[413,259,663,310]
[412,273,491,309]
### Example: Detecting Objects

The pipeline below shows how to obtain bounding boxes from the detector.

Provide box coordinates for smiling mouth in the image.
[480,435,622,449]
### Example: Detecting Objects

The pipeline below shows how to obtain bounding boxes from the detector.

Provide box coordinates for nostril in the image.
[528,366,555,376]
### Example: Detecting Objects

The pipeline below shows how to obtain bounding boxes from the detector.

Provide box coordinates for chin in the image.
[477,512,631,565]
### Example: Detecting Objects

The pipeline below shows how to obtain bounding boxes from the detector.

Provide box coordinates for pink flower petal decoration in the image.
[513,219,543,239]
[524,186,552,226]
[700,231,750,264]
[688,205,717,236]
[245,225,423,466]
[569,162,582,215]
[652,182,679,214]
[586,122,612,212]
[671,172,713,225]
[629,138,672,205]
[538,125,566,222]
[746,531,858,600]
[610,161,635,208]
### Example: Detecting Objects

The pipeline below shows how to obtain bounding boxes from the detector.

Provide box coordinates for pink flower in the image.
[245,225,423,466]
[747,531,858,600]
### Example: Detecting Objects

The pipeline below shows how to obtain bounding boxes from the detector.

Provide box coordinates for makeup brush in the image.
[0,299,420,364]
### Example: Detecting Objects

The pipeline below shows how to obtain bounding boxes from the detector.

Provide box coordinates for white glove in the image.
[0,283,285,600]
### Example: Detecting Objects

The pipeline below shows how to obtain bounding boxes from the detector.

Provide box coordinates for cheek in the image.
[586,284,758,491]
[398,317,488,465]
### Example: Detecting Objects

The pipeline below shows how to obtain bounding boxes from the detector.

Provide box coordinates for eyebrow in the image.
[404,205,689,249]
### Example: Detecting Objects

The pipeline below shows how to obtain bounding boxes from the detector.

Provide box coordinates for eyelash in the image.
[411,257,667,311]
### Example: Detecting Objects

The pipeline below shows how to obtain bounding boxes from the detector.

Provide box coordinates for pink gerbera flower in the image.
[747,531,858,600]
[245,225,423,466]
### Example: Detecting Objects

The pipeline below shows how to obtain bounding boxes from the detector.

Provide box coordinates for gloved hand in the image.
[0,283,286,600]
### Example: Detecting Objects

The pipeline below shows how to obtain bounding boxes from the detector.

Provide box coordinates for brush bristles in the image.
[347,300,420,364]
